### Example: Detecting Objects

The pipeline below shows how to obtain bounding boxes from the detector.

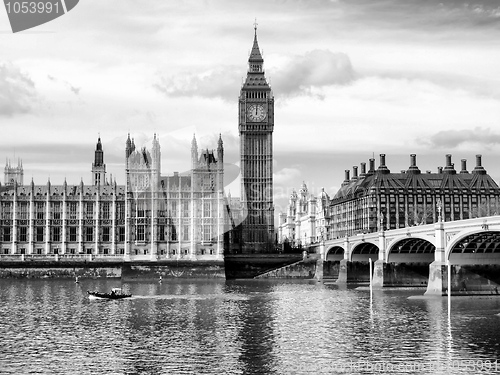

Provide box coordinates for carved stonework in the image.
[446,231,458,244]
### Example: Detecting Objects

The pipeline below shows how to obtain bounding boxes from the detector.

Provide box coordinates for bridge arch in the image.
[350,242,379,262]
[447,230,500,265]
[387,236,436,263]
[326,246,344,261]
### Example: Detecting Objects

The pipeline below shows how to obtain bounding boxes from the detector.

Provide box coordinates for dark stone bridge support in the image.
[337,242,378,284]
[427,230,500,295]
[378,237,436,287]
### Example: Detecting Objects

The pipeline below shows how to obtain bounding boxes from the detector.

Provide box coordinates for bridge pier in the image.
[314,241,325,281]
[337,259,348,283]
[425,261,447,295]
[372,260,384,288]
[425,219,446,295]
[372,230,386,288]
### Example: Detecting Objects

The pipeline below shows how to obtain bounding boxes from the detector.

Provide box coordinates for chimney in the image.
[473,154,486,174]
[352,166,358,180]
[407,154,420,174]
[460,159,468,174]
[369,158,375,173]
[360,162,366,176]
[344,170,350,182]
[444,154,456,174]
[377,154,390,174]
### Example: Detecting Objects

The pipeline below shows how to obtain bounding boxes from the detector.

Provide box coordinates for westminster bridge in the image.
[315,215,500,295]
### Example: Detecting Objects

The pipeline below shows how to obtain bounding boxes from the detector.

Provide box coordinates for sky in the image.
[1,0,500,217]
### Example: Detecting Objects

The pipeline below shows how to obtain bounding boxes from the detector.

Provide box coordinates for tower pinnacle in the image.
[92,136,106,186]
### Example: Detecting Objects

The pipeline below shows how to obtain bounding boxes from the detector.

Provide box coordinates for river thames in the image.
[1,279,499,374]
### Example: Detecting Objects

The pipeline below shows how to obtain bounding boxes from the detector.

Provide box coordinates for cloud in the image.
[0,63,36,116]
[274,167,302,187]
[421,127,500,148]
[154,50,355,100]
[69,85,81,95]
[270,50,355,97]
[46,74,81,95]
[339,0,500,33]
[154,67,242,101]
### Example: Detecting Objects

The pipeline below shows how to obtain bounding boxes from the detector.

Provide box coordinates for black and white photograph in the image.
[1,1,500,374]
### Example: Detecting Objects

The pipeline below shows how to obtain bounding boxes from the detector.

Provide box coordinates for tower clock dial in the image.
[247,104,266,122]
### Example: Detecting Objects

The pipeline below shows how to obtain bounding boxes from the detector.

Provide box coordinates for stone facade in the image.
[0,134,228,261]
[278,153,500,246]
[278,183,331,247]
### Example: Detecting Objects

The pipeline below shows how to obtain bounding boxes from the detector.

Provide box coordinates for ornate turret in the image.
[4,157,24,186]
[217,134,223,164]
[92,136,106,186]
[126,133,133,159]
[191,134,198,170]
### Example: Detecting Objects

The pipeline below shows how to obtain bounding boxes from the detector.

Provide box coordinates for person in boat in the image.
[111,290,116,296]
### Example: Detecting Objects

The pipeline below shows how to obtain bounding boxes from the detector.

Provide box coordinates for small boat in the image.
[87,288,132,300]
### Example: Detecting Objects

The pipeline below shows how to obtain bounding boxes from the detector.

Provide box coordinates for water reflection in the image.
[1,279,500,374]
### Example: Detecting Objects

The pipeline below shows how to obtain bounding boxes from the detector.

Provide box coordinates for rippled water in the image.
[1,279,500,374]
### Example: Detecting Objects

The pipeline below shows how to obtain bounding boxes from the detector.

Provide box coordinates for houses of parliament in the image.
[0,27,275,259]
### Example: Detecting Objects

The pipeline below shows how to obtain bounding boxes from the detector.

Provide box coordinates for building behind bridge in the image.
[279,153,500,246]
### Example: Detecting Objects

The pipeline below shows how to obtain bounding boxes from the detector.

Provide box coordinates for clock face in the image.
[247,104,266,122]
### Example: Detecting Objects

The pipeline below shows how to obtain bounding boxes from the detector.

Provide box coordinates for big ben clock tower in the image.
[239,24,275,253]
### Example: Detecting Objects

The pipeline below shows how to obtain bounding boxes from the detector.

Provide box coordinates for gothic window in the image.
[85,203,93,220]
[52,227,61,242]
[1,202,12,220]
[183,225,189,241]
[101,202,110,220]
[3,227,11,242]
[85,227,94,242]
[103,227,110,242]
[69,227,77,242]
[203,202,211,217]
[36,202,44,220]
[159,225,165,241]
[51,202,61,220]
[181,201,189,218]
[203,225,211,242]
[116,203,125,220]
[136,225,145,241]
[118,227,125,242]
[19,227,27,242]
[36,227,43,242]
[18,202,28,220]
[137,201,145,218]
[68,202,78,220]
[157,200,166,217]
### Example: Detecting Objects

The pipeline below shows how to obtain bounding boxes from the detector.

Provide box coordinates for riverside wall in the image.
[0,260,225,279]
